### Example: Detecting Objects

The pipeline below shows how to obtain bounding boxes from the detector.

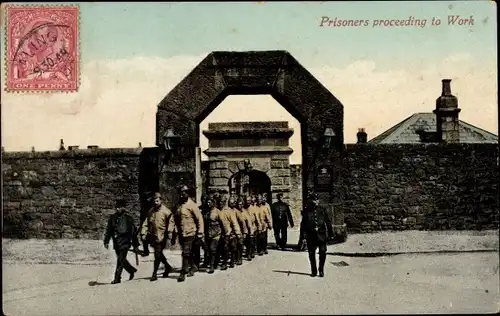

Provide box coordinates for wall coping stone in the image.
[2,148,146,160]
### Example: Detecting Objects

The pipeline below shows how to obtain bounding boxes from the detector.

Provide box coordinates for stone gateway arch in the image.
[154,50,347,242]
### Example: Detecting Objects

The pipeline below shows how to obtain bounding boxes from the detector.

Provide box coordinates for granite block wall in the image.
[2,143,498,240]
[341,143,499,233]
[2,149,142,239]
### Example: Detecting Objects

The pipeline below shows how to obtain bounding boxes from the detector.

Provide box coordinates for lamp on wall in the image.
[322,126,336,149]
[162,127,180,152]
[159,127,181,173]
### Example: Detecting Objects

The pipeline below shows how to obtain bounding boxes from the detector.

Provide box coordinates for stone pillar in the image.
[208,156,230,194]
[434,79,461,143]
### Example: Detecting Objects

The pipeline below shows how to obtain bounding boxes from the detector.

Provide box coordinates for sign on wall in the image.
[315,165,334,191]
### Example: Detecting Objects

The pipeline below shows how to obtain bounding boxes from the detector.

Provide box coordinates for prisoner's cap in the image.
[116,199,127,208]
[153,192,162,199]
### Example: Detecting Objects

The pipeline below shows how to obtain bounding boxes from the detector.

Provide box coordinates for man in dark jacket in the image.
[271,193,294,250]
[104,199,140,284]
[301,192,332,278]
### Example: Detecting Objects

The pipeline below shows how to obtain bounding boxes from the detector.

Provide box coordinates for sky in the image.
[1,1,497,164]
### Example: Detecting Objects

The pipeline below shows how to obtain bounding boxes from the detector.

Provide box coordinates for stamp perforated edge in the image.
[3,3,81,94]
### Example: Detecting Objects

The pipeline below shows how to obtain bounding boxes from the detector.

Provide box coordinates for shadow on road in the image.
[272,269,311,277]
[88,281,111,286]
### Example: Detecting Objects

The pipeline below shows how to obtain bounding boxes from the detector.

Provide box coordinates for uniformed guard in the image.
[175,185,205,282]
[301,192,332,277]
[103,199,139,284]
[203,197,230,274]
[220,195,242,268]
[139,192,176,281]
[257,194,273,256]
[271,193,294,250]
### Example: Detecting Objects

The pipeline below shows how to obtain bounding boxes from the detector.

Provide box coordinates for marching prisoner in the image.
[243,195,257,260]
[257,194,273,255]
[140,192,176,282]
[192,195,209,270]
[203,197,230,273]
[221,195,242,268]
[235,197,250,265]
[103,199,139,284]
[248,195,262,259]
[302,192,332,277]
[200,195,211,269]
[175,185,205,282]
[215,194,229,270]
[271,193,294,250]
[138,194,153,257]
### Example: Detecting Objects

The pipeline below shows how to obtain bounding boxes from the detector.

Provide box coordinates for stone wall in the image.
[341,143,499,233]
[2,143,498,240]
[2,149,142,239]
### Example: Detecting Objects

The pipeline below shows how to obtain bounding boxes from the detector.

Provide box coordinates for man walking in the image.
[247,195,262,259]
[257,194,272,255]
[221,195,242,268]
[301,192,332,277]
[103,199,139,284]
[204,197,230,273]
[271,193,294,250]
[140,192,176,281]
[242,196,257,261]
[175,185,204,282]
[235,197,250,265]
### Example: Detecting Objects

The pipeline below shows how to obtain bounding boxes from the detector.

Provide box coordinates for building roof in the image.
[368,113,498,144]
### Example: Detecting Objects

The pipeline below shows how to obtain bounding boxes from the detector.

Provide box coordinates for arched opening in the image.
[228,169,272,204]
[154,51,347,242]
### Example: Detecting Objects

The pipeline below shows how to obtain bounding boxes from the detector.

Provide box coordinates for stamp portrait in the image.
[4,5,79,92]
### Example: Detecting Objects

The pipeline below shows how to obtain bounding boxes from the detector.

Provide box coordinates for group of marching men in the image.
[104,185,284,284]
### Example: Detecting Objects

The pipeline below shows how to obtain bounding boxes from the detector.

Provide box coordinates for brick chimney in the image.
[357,128,367,144]
[68,145,79,151]
[434,79,461,143]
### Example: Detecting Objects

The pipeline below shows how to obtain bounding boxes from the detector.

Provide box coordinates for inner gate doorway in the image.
[229,168,272,203]
[154,50,347,242]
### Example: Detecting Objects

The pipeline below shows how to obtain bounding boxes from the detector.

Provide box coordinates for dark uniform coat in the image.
[301,203,331,243]
[271,201,294,228]
[104,212,139,250]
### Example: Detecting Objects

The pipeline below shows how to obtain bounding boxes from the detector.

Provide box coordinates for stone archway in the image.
[155,50,346,241]
[229,169,272,203]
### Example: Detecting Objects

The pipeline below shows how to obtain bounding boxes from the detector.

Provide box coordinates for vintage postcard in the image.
[1,1,498,315]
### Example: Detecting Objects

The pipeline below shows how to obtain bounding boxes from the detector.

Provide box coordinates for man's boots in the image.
[309,252,317,277]
[319,252,326,278]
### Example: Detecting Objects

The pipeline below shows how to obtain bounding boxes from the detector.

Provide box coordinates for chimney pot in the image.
[357,128,368,144]
[59,139,65,151]
[441,79,452,96]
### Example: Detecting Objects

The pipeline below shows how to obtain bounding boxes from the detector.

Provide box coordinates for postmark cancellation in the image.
[4,5,80,92]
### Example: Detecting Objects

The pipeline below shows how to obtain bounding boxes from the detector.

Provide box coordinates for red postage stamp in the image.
[4,5,80,92]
